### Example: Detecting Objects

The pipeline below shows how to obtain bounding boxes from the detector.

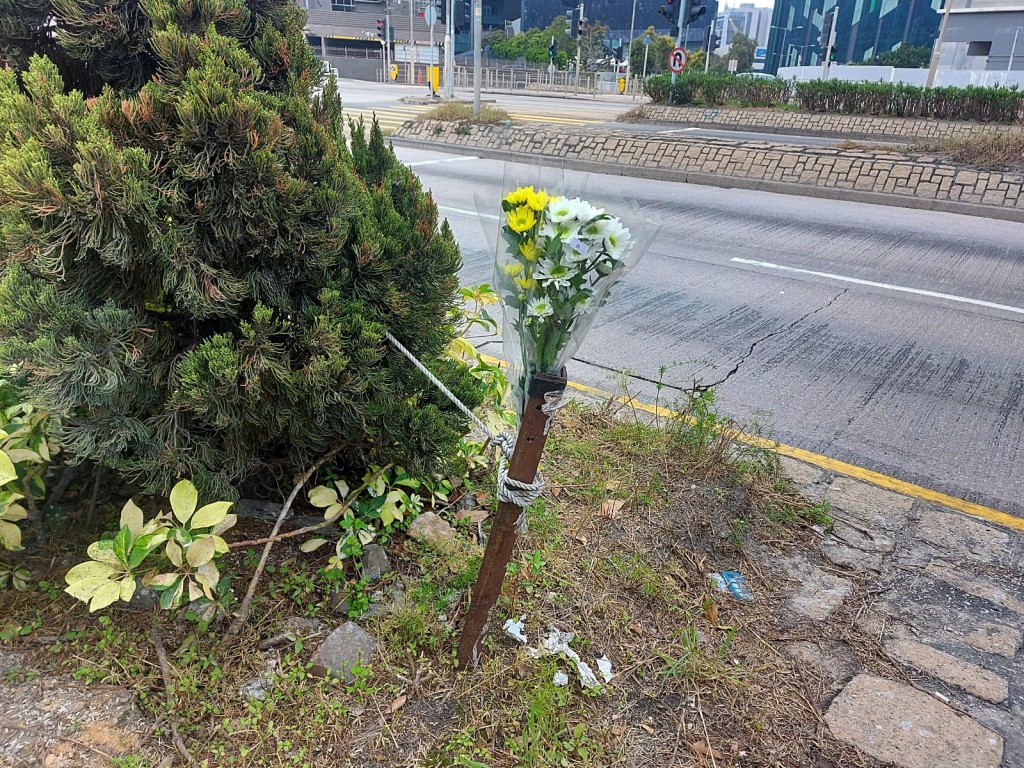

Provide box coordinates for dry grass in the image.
[616,105,651,123]
[919,132,1024,170]
[0,403,883,768]
[423,102,511,125]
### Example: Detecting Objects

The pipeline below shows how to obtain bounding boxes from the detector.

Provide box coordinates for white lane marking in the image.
[439,205,498,220]
[407,156,479,167]
[659,128,700,134]
[731,257,1024,316]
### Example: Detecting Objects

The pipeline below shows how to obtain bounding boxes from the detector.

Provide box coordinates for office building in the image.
[765,0,942,72]
[936,0,1024,71]
[716,3,771,51]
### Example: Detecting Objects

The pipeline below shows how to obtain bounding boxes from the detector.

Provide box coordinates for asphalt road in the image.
[395,145,1024,518]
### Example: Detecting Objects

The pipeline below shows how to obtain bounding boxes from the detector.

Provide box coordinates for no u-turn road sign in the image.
[668,47,688,73]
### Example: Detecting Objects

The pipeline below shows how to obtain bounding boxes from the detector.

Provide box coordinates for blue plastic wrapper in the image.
[709,570,754,601]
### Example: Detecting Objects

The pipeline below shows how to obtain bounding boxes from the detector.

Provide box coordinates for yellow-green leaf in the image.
[299,537,329,553]
[334,480,350,499]
[211,535,228,554]
[0,520,22,550]
[87,540,121,565]
[65,561,118,584]
[170,480,198,524]
[211,513,237,536]
[89,581,121,612]
[119,576,137,602]
[4,448,41,464]
[324,503,345,522]
[188,580,203,603]
[1,503,27,522]
[0,451,17,486]
[165,540,183,567]
[145,573,180,589]
[186,536,216,568]
[308,486,338,508]
[120,500,145,536]
[190,501,232,530]
[65,575,112,602]
[195,560,220,592]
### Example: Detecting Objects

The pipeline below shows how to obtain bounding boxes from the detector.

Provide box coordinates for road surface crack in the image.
[701,288,848,390]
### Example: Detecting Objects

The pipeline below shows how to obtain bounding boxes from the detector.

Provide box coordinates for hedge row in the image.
[644,73,1024,123]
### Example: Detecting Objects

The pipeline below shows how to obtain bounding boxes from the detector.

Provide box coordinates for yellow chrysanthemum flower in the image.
[514,276,537,291]
[504,186,533,207]
[526,189,550,212]
[507,205,537,234]
[518,239,542,262]
[502,262,524,277]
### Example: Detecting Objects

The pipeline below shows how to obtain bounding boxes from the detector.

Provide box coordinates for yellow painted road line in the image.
[477,352,1024,533]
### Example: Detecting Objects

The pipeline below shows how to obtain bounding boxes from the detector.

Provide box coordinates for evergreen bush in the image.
[0,0,481,500]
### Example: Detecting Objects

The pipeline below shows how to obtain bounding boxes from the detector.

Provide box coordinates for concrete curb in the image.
[391,135,1024,224]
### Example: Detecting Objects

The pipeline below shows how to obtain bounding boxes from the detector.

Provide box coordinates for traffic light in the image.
[614,43,624,61]
[657,0,675,23]
[819,8,835,48]
[684,0,707,25]
[706,25,720,52]
[549,40,558,60]
[377,18,385,40]
[578,15,588,37]
[454,0,468,33]
[570,7,580,38]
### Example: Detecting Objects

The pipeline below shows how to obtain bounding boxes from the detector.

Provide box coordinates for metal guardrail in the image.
[372,65,646,97]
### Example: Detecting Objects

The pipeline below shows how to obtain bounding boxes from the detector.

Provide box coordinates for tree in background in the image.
[860,44,932,68]
[489,17,571,68]
[725,32,757,73]
[0,0,480,500]
[629,27,677,77]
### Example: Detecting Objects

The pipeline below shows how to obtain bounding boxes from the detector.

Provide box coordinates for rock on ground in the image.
[406,511,457,548]
[360,543,393,582]
[309,621,377,682]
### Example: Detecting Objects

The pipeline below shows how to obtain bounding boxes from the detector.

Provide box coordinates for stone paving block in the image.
[915,509,1010,564]
[822,537,884,571]
[884,637,1008,704]
[827,674,1003,768]
[824,476,915,531]
[926,561,1024,615]
[777,455,824,487]
[964,622,1023,659]
[779,555,853,622]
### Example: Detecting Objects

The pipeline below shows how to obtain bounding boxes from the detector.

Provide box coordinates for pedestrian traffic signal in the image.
[684,0,707,25]
[706,25,720,51]
[377,18,385,39]
[819,8,835,48]
[549,40,558,60]
[578,15,588,37]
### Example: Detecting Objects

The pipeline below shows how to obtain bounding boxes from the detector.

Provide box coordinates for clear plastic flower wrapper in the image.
[475,164,659,417]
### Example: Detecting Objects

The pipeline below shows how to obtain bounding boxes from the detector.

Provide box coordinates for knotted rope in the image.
[384,332,547,511]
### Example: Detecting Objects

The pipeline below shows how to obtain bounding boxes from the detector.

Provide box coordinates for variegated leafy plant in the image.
[64,480,235,612]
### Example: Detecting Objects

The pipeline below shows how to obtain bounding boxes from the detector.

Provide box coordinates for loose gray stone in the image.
[239,677,273,701]
[964,622,1022,659]
[779,555,854,622]
[309,621,377,681]
[926,562,1024,615]
[406,511,457,548]
[825,674,1003,768]
[884,637,1009,704]
[360,543,392,583]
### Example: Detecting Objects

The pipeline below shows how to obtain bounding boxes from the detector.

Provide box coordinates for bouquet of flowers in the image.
[492,182,650,415]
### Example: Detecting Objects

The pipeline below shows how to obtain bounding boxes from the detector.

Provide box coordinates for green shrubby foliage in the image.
[0,0,481,501]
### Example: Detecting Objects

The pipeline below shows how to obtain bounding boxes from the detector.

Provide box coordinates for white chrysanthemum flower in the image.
[534,258,575,290]
[540,217,581,243]
[547,197,580,223]
[526,297,554,319]
[602,218,631,259]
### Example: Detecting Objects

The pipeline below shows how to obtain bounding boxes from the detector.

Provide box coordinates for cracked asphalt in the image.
[397,146,1024,518]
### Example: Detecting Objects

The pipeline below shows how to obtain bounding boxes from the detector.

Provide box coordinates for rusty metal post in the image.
[456,370,567,669]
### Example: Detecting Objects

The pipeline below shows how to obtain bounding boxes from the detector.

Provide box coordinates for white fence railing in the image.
[778,65,1024,88]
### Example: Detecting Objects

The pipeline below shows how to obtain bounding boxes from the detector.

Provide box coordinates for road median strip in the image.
[392,120,1024,222]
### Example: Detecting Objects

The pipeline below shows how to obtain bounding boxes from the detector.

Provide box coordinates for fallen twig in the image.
[222,448,344,642]
[151,627,197,768]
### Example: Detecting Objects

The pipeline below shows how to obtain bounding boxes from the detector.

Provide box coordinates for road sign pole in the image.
[642,38,650,80]
[428,4,436,95]
[671,0,687,91]
[444,0,454,97]
[472,0,481,115]
[574,2,584,96]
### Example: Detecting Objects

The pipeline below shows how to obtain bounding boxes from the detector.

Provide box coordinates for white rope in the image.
[384,331,546,512]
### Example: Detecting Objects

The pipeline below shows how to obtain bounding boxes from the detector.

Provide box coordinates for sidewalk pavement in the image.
[774,457,1022,768]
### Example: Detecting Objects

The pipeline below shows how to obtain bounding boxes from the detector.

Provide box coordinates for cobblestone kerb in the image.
[393,121,1024,217]
[642,105,1024,142]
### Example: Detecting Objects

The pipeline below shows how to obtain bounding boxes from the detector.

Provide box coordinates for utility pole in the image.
[704,16,714,73]
[672,1,688,88]
[625,0,639,86]
[408,0,415,84]
[927,0,954,88]
[472,0,481,115]
[820,8,837,80]
[574,3,585,96]
[444,0,455,97]
[385,8,392,80]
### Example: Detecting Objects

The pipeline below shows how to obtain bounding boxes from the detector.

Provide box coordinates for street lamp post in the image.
[770,24,802,72]
[927,0,954,88]
[625,0,638,86]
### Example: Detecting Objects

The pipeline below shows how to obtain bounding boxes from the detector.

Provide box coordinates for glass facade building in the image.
[765,0,942,72]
